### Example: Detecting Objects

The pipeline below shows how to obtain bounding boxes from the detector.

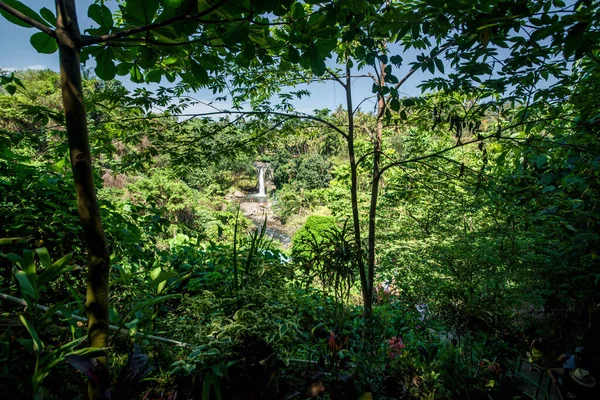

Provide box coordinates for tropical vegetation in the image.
[0,0,599,399]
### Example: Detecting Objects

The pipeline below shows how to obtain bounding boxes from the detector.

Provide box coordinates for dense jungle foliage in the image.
[1,0,600,399]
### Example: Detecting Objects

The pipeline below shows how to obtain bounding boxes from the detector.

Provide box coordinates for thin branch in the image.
[81,0,228,46]
[367,72,379,84]
[325,68,346,89]
[0,1,56,37]
[106,36,220,48]
[379,116,565,176]
[194,17,289,26]
[129,110,349,139]
[432,154,500,182]
[353,95,378,114]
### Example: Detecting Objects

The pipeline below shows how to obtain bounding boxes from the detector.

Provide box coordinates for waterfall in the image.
[258,166,266,196]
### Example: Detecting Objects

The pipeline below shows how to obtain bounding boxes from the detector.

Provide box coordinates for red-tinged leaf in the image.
[66,354,109,388]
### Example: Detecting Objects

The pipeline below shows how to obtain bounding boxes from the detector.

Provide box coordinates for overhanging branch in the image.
[0,1,56,37]
[80,0,228,46]
[137,110,349,139]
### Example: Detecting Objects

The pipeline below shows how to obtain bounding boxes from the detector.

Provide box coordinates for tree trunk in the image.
[56,1,111,398]
[366,60,386,319]
[343,58,370,320]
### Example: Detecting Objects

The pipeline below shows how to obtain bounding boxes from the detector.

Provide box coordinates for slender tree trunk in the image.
[344,57,369,319]
[366,60,386,318]
[56,1,111,397]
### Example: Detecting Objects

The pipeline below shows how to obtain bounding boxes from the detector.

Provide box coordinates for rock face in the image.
[233,190,245,198]
[252,161,269,169]
[239,200,271,217]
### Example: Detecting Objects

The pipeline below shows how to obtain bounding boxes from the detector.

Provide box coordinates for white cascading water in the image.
[258,166,266,196]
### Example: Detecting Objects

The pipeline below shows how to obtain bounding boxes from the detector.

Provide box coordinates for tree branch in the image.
[379,116,558,176]
[0,1,56,37]
[325,68,346,89]
[80,0,228,46]
[141,110,349,140]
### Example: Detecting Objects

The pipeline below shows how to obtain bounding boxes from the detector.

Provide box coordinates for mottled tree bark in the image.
[56,1,110,398]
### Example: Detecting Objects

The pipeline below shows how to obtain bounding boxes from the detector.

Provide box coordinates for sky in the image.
[0,1,437,116]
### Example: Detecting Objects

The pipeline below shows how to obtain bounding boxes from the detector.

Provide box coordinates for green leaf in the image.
[35,247,52,270]
[202,372,222,400]
[130,294,181,317]
[343,0,367,14]
[307,43,326,76]
[163,0,186,8]
[39,7,56,27]
[390,55,403,66]
[279,323,288,336]
[20,314,44,353]
[130,64,144,83]
[287,46,300,64]
[390,98,400,112]
[138,47,159,69]
[292,2,305,19]
[13,268,35,301]
[38,253,73,289]
[0,0,50,28]
[434,58,444,74]
[248,29,268,46]
[17,338,33,352]
[0,237,30,245]
[211,364,224,377]
[223,21,250,47]
[88,4,113,28]
[150,266,161,281]
[563,22,587,59]
[22,250,37,285]
[95,48,116,80]
[354,46,366,60]
[109,306,120,324]
[190,60,209,85]
[40,336,88,367]
[2,252,23,266]
[315,38,337,54]
[145,69,162,83]
[116,62,133,76]
[124,0,159,25]
[30,32,58,54]
[39,302,66,327]
[427,60,435,74]
[51,157,67,172]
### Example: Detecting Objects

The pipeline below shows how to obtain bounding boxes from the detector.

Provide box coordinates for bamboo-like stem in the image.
[56,1,111,398]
